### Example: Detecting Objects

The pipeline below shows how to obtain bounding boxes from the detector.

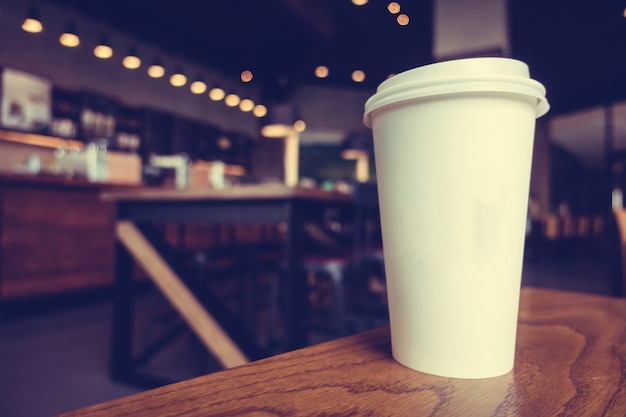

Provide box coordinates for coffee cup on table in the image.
[363,57,549,379]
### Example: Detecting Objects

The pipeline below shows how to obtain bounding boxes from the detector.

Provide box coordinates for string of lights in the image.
[18,2,272,122]
[17,1,410,130]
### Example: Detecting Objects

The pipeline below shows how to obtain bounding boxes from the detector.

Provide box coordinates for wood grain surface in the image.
[57,287,626,416]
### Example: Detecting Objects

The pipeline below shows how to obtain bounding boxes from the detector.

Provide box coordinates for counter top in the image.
[101,183,353,202]
[0,172,139,190]
[57,287,626,416]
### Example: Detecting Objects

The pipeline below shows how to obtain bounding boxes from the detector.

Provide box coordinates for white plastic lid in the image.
[363,57,549,127]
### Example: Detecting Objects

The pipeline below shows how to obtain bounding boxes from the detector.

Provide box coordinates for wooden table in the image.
[102,184,353,385]
[58,287,626,416]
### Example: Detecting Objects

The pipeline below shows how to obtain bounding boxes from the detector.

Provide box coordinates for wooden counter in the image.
[0,173,124,301]
[58,287,626,416]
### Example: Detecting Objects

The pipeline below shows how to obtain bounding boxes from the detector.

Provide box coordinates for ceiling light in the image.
[224,93,241,107]
[122,47,141,69]
[240,70,253,83]
[388,2,401,14]
[22,17,43,34]
[341,131,373,160]
[209,86,226,101]
[22,5,43,33]
[294,119,306,133]
[253,104,267,118]
[147,58,165,78]
[352,0,368,5]
[341,131,373,183]
[315,66,329,78]
[170,67,187,86]
[59,21,79,47]
[352,70,366,82]
[93,35,113,59]
[397,14,409,25]
[260,103,297,138]
[239,98,255,112]
[190,78,207,94]
[217,136,232,150]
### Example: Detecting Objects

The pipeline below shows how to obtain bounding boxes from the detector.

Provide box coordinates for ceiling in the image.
[41,0,626,115]
[40,0,626,172]
[509,0,626,116]
[43,0,432,103]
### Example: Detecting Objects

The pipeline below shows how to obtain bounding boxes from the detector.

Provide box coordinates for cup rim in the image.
[363,57,549,128]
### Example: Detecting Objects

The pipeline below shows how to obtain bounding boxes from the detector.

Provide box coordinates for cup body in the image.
[363,58,548,379]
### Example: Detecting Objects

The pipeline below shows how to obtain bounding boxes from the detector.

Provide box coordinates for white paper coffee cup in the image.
[363,57,548,379]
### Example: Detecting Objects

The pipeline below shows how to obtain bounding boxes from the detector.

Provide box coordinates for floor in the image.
[0,253,616,417]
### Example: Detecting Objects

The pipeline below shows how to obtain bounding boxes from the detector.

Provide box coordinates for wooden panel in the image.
[0,184,115,299]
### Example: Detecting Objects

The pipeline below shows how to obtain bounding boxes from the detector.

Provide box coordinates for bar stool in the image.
[301,182,387,344]
[304,257,349,339]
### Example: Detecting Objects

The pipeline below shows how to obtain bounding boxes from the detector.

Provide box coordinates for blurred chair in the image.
[162,221,285,355]
[593,214,605,239]
[577,215,591,238]
[537,214,562,260]
[543,214,561,241]
[561,215,577,240]
[610,208,626,296]
[304,258,349,338]
[301,182,388,343]
[561,214,578,256]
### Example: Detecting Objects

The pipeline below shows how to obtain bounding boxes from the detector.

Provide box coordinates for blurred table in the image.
[59,287,626,416]
[102,184,353,385]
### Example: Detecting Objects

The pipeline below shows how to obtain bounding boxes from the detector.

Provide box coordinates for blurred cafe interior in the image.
[3,0,626,415]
